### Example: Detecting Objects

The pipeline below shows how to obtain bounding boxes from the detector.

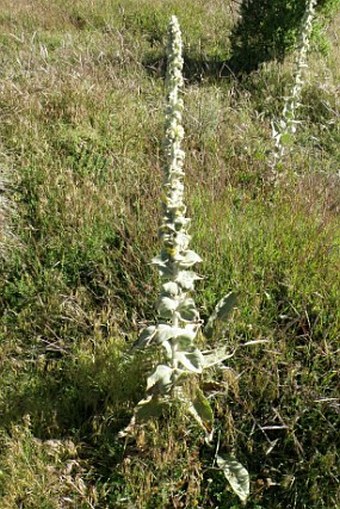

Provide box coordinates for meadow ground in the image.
[0,1,339,508]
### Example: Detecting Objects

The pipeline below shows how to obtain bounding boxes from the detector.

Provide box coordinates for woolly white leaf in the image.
[157,296,178,317]
[161,340,172,359]
[174,216,190,229]
[155,324,177,343]
[175,250,202,268]
[177,297,199,322]
[161,281,179,296]
[147,365,174,394]
[132,326,156,349]
[151,254,175,277]
[175,349,204,373]
[151,254,168,267]
[202,346,235,368]
[174,231,191,250]
[155,324,197,344]
[175,270,201,290]
[216,455,250,503]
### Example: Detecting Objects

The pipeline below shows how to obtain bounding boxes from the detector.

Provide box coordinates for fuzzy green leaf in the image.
[175,270,201,290]
[161,281,179,296]
[151,254,168,267]
[281,132,293,145]
[175,250,202,268]
[155,324,176,343]
[157,296,178,317]
[146,365,174,394]
[216,455,250,503]
[156,324,197,344]
[177,298,199,322]
[175,349,204,373]
[152,254,174,277]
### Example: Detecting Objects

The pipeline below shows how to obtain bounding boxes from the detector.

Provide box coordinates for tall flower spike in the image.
[270,0,317,179]
[146,15,203,383]
[121,16,204,431]
[120,16,249,503]
[123,15,237,435]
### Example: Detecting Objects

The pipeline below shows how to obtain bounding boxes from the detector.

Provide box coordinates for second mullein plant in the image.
[120,16,249,503]
[270,0,317,177]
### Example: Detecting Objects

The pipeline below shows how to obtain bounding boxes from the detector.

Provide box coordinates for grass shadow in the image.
[143,50,239,84]
[0,338,147,448]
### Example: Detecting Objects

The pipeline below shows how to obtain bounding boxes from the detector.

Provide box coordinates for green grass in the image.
[0,1,339,508]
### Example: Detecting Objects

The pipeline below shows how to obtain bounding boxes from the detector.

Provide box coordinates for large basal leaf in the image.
[216,454,250,503]
[146,365,174,394]
[214,292,238,321]
[204,292,237,339]
[175,349,204,373]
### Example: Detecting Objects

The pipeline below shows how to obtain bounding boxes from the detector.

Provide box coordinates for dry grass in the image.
[0,1,339,508]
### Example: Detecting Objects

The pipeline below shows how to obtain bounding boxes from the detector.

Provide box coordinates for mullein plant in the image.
[120,16,249,503]
[270,0,317,179]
